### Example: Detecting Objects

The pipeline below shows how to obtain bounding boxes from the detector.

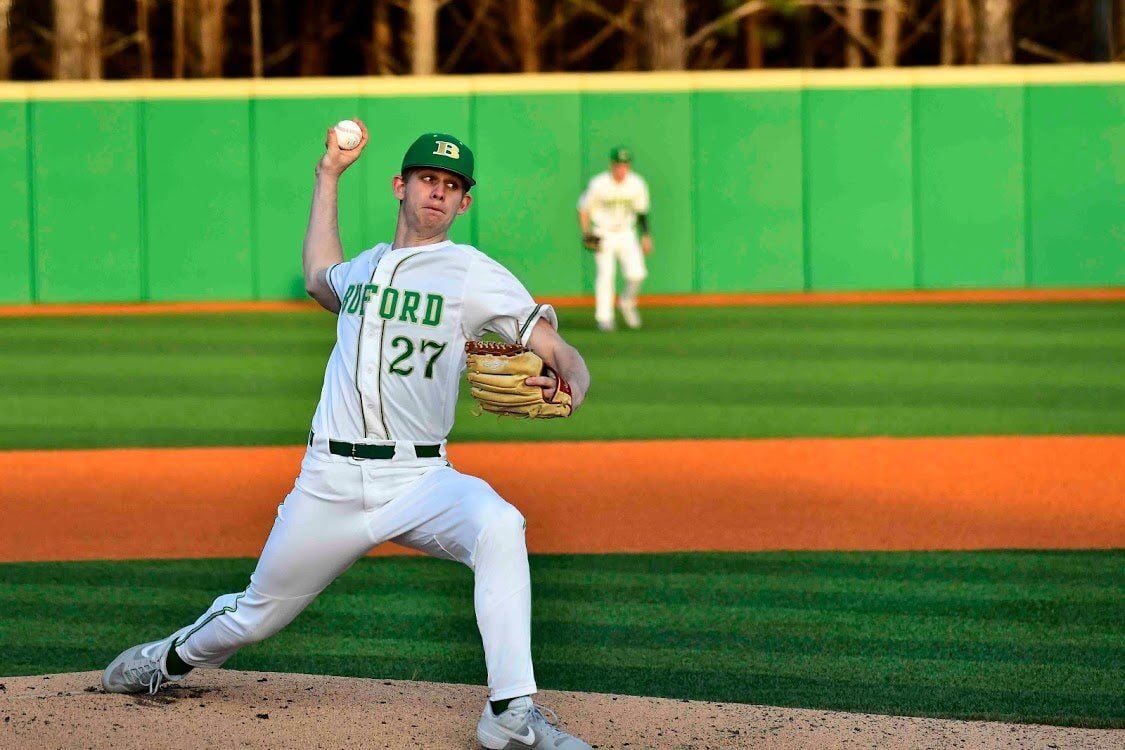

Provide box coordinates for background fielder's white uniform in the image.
[170,239,556,702]
[579,171,650,326]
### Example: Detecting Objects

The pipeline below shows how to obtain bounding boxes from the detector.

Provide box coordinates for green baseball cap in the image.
[609,146,632,163]
[401,132,476,187]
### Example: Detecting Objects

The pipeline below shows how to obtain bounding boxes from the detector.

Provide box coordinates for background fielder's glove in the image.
[581,232,601,252]
[464,341,573,419]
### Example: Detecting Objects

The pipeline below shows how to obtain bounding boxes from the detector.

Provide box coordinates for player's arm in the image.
[635,177,653,254]
[525,318,590,412]
[637,213,653,254]
[578,206,591,236]
[303,119,370,313]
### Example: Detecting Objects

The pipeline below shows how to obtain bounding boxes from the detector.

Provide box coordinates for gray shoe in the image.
[618,300,641,329]
[477,696,592,749]
[101,630,188,695]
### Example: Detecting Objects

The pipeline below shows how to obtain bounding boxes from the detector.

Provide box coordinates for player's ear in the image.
[457,192,472,215]
[392,174,406,200]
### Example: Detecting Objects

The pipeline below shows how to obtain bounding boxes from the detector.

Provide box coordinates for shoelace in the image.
[533,703,559,726]
[529,703,569,738]
[146,669,167,695]
[123,660,166,695]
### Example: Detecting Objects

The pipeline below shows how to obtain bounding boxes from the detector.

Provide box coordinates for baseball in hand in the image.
[334,119,362,150]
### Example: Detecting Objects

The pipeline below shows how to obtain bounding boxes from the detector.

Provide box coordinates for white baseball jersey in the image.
[311,239,557,449]
[578,171,650,234]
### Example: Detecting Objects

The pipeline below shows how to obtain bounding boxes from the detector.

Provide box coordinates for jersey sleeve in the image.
[325,259,352,303]
[462,254,558,345]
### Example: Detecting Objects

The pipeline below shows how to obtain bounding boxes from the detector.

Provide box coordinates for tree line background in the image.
[1,1,1121,81]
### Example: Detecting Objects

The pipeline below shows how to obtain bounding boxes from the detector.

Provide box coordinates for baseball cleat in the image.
[618,300,641,329]
[476,696,593,749]
[101,629,189,695]
[596,319,615,332]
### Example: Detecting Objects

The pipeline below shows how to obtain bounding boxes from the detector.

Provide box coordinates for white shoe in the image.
[477,696,592,749]
[596,319,615,332]
[618,300,641,329]
[101,628,189,694]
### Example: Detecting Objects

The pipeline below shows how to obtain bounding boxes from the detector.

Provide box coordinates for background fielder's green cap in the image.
[610,146,633,163]
[401,132,476,187]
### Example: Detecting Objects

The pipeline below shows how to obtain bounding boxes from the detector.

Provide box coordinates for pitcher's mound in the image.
[0,670,1118,749]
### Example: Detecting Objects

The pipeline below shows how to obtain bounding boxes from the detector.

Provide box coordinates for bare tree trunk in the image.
[137,0,152,78]
[621,0,640,71]
[643,0,685,70]
[1092,0,1112,60]
[879,0,900,66]
[250,0,262,76]
[845,0,863,67]
[54,0,103,79]
[196,0,226,77]
[798,6,813,66]
[955,0,976,63]
[977,0,1012,63]
[411,0,438,75]
[940,0,956,64]
[744,12,763,69]
[173,0,185,77]
[515,0,539,72]
[371,0,392,74]
[1118,0,1125,59]
[299,0,331,76]
[0,0,11,79]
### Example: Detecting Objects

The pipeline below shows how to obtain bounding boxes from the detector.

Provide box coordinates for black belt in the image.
[327,439,441,460]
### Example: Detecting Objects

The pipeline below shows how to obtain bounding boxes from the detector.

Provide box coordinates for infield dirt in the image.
[1,435,1122,561]
[2,670,1121,750]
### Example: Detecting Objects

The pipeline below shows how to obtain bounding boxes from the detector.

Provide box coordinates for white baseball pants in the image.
[594,229,647,326]
[172,448,537,701]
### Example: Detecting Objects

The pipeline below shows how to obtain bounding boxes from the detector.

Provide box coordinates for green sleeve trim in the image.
[519,303,544,341]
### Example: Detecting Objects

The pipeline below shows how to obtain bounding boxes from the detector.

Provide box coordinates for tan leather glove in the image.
[464,341,573,419]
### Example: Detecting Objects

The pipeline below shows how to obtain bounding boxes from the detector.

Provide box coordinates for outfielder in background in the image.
[578,146,653,331]
[101,124,595,750]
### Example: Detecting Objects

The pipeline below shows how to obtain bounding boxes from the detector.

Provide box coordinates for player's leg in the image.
[593,235,618,332]
[102,458,374,694]
[387,467,535,700]
[617,232,648,330]
[386,467,592,749]
[173,476,373,667]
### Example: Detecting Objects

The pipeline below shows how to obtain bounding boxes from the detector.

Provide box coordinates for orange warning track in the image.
[1,288,1122,318]
[2,436,1122,562]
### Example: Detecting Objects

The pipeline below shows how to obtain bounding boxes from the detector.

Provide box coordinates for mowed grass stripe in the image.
[0,302,1121,449]
[3,591,1120,661]
[4,619,1117,677]
[1,552,1121,726]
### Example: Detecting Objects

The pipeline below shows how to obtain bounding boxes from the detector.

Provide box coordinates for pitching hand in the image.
[316,117,369,178]
[641,233,653,255]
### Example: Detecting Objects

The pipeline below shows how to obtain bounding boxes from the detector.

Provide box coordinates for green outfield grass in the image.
[0,551,1122,727]
[0,302,1123,450]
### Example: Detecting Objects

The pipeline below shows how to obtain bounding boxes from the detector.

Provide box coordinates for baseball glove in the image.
[464,341,573,419]
[581,232,601,252]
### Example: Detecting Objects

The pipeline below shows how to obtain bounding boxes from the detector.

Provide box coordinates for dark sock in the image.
[165,645,194,677]
[490,698,514,715]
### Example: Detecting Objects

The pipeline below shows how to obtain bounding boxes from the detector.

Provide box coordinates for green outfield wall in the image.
[0,68,1121,303]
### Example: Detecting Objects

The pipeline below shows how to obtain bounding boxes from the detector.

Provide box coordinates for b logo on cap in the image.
[433,141,460,159]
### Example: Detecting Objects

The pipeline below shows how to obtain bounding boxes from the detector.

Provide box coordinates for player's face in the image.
[611,161,630,181]
[393,169,472,236]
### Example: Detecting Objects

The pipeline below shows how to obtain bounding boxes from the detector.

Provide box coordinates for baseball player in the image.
[578,146,652,331]
[101,124,594,750]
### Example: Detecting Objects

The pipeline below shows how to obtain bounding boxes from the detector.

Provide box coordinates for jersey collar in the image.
[390,239,454,253]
